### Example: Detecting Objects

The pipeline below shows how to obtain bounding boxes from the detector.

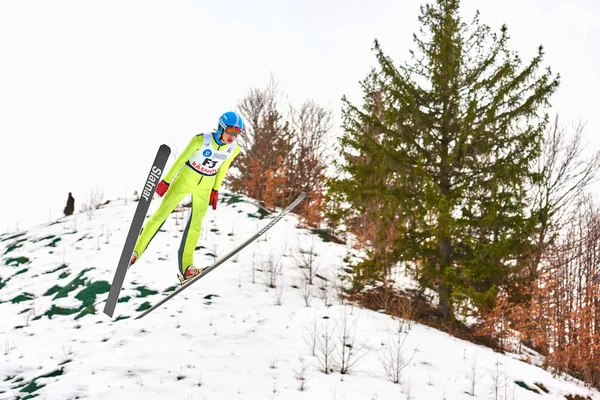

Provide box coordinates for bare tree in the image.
[293,356,310,391]
[232,75,292,207]
[319,273,333,307]
[248,252,258,284]
[298,275,316,307]
[287,100,333,190]
[286,100,333,226]
[304,315,318,357]
[403,372,413,400]
[269,352,279,369]
[379,319,416,384]
[294,236,321,285]
[315,317,336,374]
[4,340,17,356]
[396,296,417,332]
[529,116,600,280]
[274,274,285,306]
[541,195,600,388]
[372,281,396,313]
[262,254,283,289]
[80,187,104,220]
[465,350,485,396]
[487,359,519,400]
[233,75,333,223]
[336,307,369,374]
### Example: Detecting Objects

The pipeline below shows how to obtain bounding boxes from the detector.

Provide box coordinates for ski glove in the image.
[156,180,170,197]
[209,189,219,210]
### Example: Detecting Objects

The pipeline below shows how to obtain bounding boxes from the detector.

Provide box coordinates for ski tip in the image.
[159,144,172,152]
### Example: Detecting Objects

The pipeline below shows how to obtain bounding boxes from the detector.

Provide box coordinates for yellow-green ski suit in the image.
[133,133,241,274]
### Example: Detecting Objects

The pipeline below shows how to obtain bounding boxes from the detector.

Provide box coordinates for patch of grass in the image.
[39,270,110,320]
[256,204,271,218]
[565,395,592,400]
[46,238,61,248]
[203,293,219,306]
[136,302,152,312]
[5,256,30,266]
[17,367,65,395]
[223,193,245,205]
[14,268,27,276]
[44,264,68,275]
[115,315,130,322]
[310,228,345,244]
[32,235,56,243]
[0,232,26,242]
[515,381,539,394]
[136,286,158,298]
[73,280,111,320]
[41,305,79,319]
[52,268,93,299]
[163,285,178,293]
[226,194,271,218]
[118,296,131,303]
[3,238,27,255]
[43,285,61,297]
[12,293,34,304]
[58,271,70,279]
[534,382,549,393]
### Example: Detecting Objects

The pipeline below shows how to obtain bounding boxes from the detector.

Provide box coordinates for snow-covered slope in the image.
[1,191,598,400]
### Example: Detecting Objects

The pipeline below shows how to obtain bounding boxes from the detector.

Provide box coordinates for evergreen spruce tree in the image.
[327,0,559,318]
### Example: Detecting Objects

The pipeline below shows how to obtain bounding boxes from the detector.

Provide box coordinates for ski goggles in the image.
[224,126,241,137]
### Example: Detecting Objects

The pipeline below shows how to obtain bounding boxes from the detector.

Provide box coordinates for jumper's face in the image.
[223,126,240,144]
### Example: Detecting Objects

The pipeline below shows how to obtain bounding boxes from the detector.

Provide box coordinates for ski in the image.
[103,144,171,318]
[135,192,307,319]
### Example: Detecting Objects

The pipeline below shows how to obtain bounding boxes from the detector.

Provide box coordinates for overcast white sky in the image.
[1,0,598,233]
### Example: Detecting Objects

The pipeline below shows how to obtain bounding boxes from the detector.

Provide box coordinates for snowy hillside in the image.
[1,190,598,400]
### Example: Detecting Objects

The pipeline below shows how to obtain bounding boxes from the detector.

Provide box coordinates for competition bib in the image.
[187,133,237,176]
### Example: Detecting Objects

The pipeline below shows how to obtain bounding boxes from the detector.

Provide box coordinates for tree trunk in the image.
[438,272,453,319]
[437,162,454,319]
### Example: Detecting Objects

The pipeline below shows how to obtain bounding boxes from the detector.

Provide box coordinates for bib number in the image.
[202,159,218,169]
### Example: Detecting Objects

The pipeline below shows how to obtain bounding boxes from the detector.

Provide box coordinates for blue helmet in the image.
[214,111,244,145]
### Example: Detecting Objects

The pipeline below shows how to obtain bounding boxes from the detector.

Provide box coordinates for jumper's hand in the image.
[156,180,170,197]
[209,189,219,210]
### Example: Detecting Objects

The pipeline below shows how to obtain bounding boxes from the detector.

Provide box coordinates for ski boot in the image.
[127,251,138,269]
[177,265,206,285]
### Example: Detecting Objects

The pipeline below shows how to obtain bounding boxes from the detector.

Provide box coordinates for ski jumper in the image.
[133,133,241,274]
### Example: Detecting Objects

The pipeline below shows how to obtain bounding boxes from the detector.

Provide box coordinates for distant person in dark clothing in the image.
[64,192,75,216]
